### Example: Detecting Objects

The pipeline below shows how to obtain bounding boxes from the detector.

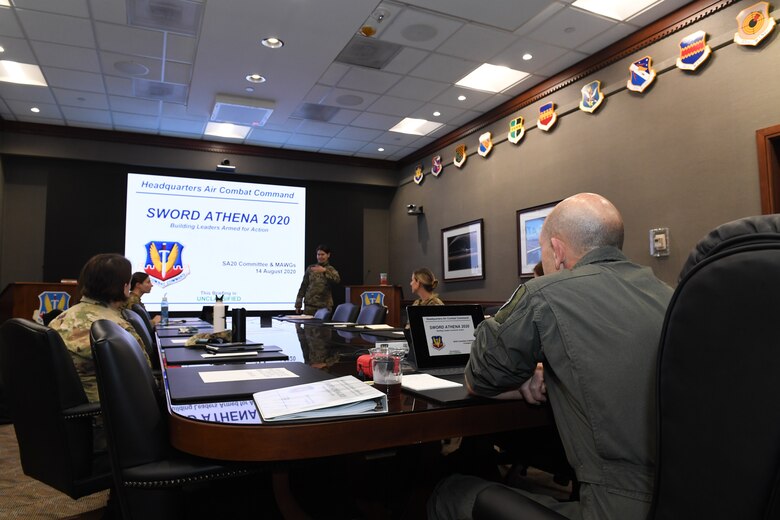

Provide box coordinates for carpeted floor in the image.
[0,424,108,519]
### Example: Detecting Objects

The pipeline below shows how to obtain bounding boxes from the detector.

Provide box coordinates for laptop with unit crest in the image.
[403,304,485,403]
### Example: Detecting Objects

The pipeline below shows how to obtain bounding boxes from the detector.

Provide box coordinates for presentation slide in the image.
[124,173,306,312]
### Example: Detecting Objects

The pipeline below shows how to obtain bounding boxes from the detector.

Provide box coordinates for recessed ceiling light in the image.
[261,37,284,49]
[245,87,255,92]
[0,46,5,53]
[572,0,659,21]
[457,95,467,101]
[30,107,40,113]
[389,117,444,136]
[114,60,149,76]
[0,60,47,86]
[522,53,533,61]
[433,111,441,117]
[204,122,251,139]
[456,63,530,93]
[246,73,266,83]
[377,147,385,152]
[0,1,9,6]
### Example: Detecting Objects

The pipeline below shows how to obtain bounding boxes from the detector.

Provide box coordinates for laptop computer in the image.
[403,304,485,403]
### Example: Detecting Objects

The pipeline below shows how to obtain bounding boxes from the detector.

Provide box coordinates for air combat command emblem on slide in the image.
[144,241,189,287]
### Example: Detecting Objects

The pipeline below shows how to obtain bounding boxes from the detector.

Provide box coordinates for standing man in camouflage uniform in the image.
[50,254,150,403]
[295,244,341,315]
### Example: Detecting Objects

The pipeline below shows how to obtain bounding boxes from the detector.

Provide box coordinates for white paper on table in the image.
[401,373,463,391]
[169,339,189,344]
[253,375,387,421]
[200,351,259,359]
[198,367,297,384]
[364,324,394,330]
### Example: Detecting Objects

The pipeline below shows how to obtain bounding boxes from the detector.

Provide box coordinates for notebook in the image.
[403,304,485,403]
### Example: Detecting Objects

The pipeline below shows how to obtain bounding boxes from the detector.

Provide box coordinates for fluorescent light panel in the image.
[0,60,47,86]
[204,122,250,139]
[389,117,443,136]
[456,63,529,93]
[572,0,660,21]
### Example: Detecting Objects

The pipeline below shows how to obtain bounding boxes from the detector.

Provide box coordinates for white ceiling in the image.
[0,0,693,162]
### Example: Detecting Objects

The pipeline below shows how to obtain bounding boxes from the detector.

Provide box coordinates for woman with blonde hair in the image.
[410,267,444,306]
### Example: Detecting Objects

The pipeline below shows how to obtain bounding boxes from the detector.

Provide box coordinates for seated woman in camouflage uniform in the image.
[295,244,341,315]
[49,254,150,403]
[124,271,161,326]
[410,267,444,306]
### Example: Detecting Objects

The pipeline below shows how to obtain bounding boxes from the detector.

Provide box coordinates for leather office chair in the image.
[331,302,359,323]
[131,303,156,335]
[90,319,255,520]
[356,303,388,325]
[313,307,332,320]
[648,215,780,519]
[0,318,112,499]
[473,215,780,520]
[121,308,160,371]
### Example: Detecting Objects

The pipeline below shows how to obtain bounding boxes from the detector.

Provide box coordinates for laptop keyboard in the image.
[424,366,466,376]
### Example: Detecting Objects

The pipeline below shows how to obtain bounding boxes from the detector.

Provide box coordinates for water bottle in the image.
[160,293,169,325]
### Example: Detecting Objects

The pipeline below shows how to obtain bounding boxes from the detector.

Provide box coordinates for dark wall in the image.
[3,155,394,306]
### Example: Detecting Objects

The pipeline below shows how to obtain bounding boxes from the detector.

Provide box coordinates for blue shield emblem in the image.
[537,102,557,131]
[144,241,189,287]
[361,291,385,308]
[38,291,71,316]
[579,81,604,113]
[676,30,711,70]
[627,56,656,93]
[477,132,492,157]
[431,155,443,177]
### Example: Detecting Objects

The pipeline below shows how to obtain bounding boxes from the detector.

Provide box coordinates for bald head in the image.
[541,193,624,269]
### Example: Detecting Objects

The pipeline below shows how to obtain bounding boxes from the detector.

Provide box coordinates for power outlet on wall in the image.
[649,228,670,257]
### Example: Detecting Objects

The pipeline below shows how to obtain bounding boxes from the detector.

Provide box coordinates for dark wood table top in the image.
[164,320,550,462]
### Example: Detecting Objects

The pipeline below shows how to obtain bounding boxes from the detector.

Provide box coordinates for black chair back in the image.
[90,320,169,473]
[131,303,155,337]
[331,303,359,323]
[0,318,111,498]
[649,216,780,519]
[356,303,387,325]
[122,308,160,370]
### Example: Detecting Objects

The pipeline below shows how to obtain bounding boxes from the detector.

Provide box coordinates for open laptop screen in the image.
[406,304,484,370]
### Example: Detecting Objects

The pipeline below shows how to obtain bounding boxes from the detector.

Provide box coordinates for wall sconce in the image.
[216,159,236,172]
[407,204,423,216]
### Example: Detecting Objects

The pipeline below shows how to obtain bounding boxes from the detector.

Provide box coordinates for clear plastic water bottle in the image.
[160,293,169,325]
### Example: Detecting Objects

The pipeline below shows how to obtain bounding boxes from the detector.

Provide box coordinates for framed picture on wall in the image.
[517,201,558,276]
[442,219,485,281]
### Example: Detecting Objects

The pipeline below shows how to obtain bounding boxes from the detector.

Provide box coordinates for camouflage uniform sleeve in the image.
[323,264,340,285]
[296,267,310,308]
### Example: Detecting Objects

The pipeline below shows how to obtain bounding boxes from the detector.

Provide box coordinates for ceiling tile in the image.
[88,0,125,24]
[16,9,95,47]
[166,33,198,64]
[295,120,345,137]
[337,67,402,94]
[103,75,134,97]
[328,109,360,125]
[13,0,90,17]
[16,114,63,124]
[366,95,423,117]
[534,49,588,77]
[112,111,159,129]
[382,47,429,74]
[68,120,112,130]
[409,103,464,122]
[31,41,100,72]
[358,141,402,155]
[159,116,204,135]
[52,88,109,109]
[163,61,192,85]
[350,111,401,131]
[335,126,384,141]
[0,6,24,38]
[304,86,379,111]
[43,67,106,93]
[527,6,617,49]
[94,21,164,58]
[492,37,569,73]
[0,36,36,62]
[410,53,479,83]
[285,133,331,147]
[385,76,450,102]
[374,130,421,146]
[0,82,57,103]
[577,23,636,55]
[109,95,161,115]
[61,106,112,124]
[99,51,162,81]
[436,23,517,63]
[429,85,493,109]
[321,137,366,152]
[318,62,350,86]
[380,7,463,51]
[245,128,292,145]
[5,98,58,116]
[403,0,551,32]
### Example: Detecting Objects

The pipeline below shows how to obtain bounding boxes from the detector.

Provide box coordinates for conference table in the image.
[159,316,551,517]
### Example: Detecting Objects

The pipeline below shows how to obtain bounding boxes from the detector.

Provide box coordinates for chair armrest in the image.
[473,484,569,520]
[63,402,102,420]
